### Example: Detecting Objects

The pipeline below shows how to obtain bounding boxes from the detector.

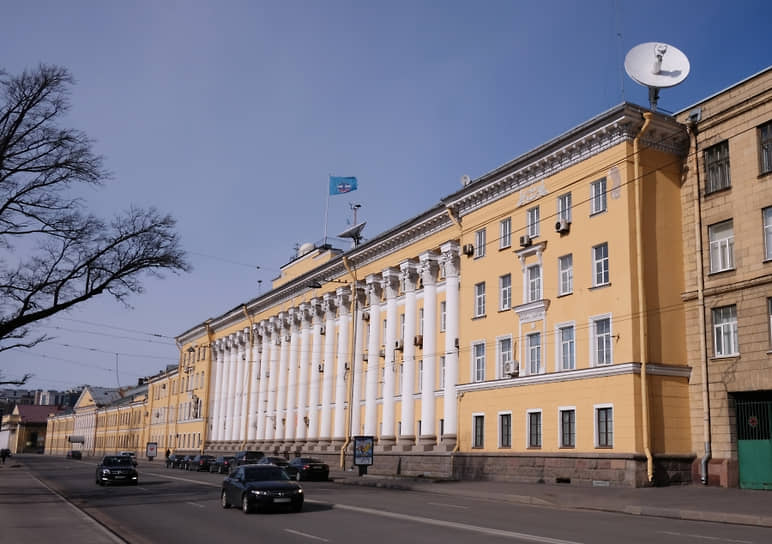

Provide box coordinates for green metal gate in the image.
[736,399,772,490]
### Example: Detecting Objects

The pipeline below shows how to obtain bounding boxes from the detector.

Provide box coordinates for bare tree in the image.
[0,64,190,362]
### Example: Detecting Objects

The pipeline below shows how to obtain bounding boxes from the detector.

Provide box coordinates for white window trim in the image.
[526,331,542,375]
[593,403,614,448]
[558,405,577,449]
[440,301,447,332]
[498,410,513,448]
[500,217,512,249]
[496,334,513,379]
[708,220,735,273]
[470,340,486,382]
[499,273,512,311]
[712,305,739,357]
[527,206,540,238]
[475,228,486,258]
[763,207,772,261]
[474,282,486,317]
[526,408,542,449]
[590,178,607,215]
[589,313,613,367]
[592,242,610,287]
[558,254,573,296]
[558,192,572,223]
[472,412,485,448]
[554,321,576,372]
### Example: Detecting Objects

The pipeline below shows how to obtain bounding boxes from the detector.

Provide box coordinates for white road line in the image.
[334,503,583,544]
[284,529,330,542]
[428,501,469,509]
[659,531,753,544]
[186,501,206,508]
[146,471,220,487]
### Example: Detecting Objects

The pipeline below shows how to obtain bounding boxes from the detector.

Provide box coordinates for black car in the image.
[258,456,290,470]
[66,450,82,459]
[179,454,196,470]
[210,455,235,474]
[288,457,329,481]
[221,464,303,514]
[166,453,183,468]
[233,450,264,466]
[95,455,138,485]
[188,454,215,471]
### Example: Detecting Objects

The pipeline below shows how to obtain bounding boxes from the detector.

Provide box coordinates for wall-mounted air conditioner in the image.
[462,243,475,256]
[519,235,532,247]
[414,334,423,348]
[395,339,404,351]
[504,361,520,378]
[555,219,571,234]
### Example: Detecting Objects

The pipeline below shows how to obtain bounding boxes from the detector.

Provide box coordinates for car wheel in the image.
[221,490,231,509]
[292,501,303,513]
[241,494,252,514]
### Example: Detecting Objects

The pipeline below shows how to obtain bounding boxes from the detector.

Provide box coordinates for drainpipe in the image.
[687,122,712,484]
[340,256,358,470]
[634,111,654,483]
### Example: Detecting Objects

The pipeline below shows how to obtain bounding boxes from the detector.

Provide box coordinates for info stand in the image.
[353,435,374,477]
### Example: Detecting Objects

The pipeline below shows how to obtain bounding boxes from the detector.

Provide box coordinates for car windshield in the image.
[296,458,321,464]
[103,457,133,466]
[243,467,289,482]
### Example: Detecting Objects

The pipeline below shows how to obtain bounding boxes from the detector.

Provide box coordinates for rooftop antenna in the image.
[338,202,366,247]
[624,42,689,111]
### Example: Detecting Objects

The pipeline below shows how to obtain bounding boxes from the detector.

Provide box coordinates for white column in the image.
[364,274,382,437]
[419,252,439,448]
[307,298,323,442]
[440,241,460,448]
[256,321,270,442]
[246,325,260,441]
[295,304,311,441]
[275,312,290,440]
[351,283,366,437]
[285,308,301,443]
[319,294,337,443]
[224,335,238,441]
[333,288,350,442]
[399,260,418,448]
[233,329,247,442]
[211,340,225,441]
[381,267,400,447]
[265,318,280,443]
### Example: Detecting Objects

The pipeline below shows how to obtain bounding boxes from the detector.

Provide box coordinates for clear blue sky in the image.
[2,0,770,391]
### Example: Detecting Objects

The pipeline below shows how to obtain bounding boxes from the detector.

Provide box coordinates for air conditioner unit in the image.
[362,311,370,321]
[379,347,386,358]
[284,334,291,342]
[318,363,324,373]
[555,219,571,234]
[395,339,404,351]
[503,361,519,377]
[414,334,423,348]
[519,235,532,247]
[319,326,325,335]
[462,243,475,256]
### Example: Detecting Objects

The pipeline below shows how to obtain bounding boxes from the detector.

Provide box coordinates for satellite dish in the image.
[624,42,690,111]
[338,221,366,246]
[460,174,471,186]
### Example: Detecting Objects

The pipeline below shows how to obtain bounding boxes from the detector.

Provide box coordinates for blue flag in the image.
[329,176,358,195]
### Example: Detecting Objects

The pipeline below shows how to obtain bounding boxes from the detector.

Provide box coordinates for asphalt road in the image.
[22,456,772,544]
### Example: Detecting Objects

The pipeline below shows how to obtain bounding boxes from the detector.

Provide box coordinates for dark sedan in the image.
[188,454,215,471]
[257,456,290,470]
[288,457,329,481]
[221,465,303,514]
[95,455,138,485]
[66,450,82,459]
[209,455,235,474]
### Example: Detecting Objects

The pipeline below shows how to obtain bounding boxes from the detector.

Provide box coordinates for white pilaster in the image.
[307,298,323,441]
[295,304,311,441]
[265,318,280,442]
[246,325,260,441]
[419,251,439,448]
[285,308,301,443]
[440,241,460,447]
[381,267,400,446]
[224,335,238,441]
[256,321,270,441]
[275,312,290,440]
[364,274,382,437]
[333,288,351,441]
[351,282,366,437]
[211,339,225,441]
[319,294,337,443]
[232,329,248,442]
[399,259,419,447]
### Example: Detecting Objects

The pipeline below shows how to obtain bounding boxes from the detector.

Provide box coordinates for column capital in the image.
[418,251,440,286]
[335,287,351,315]
[381,267,400,300]
[309,297,324,324]
[439,241,461,278]
[399,259,419,292]
[322,293,337,317]
[365,273,383,305]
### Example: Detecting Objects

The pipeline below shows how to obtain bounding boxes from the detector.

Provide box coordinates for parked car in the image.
[210,455,235,474]
[233,450,264,466]
[118,451,137,466]
[179,454,196,470]
[66,450,82,460]
[188,454,215,471]
[257,456,291,471]
[166,453,183,468]
[287,457,329,481]
[221,464,303,514]
[95,455,138,486]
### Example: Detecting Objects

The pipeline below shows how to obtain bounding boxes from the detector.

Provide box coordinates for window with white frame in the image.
[761,121,772,175]
[474,282,486,317]
[440,301,447,332]
[592,315,612,366]
[595,405,613,448]
[398,363,403,392]
[439,355,445,388]
[473,342,486,382]
[527,264,542,302]
[527,410,542,448]
[473,414,484,448]
[527,206,540,237]
[763,207,772,261]
[527,332,541,374]
[475,228,486,258]
[499,412,512,448]
[417,360,423,392]
[500,217,512,249]
[498,337,512,377]
[419,308,424,335]
[558,254,573,295]
[590,178,607,214]
[383,319,387,340]
[704,140,731,194]
[558,324,575,370]
[712,305,738,357]
[558,192,572,222]
[709,220,734,272]
[560,408,576,448]
[400,313,405,340]
[499,273,512,310]
[592,242,609,286]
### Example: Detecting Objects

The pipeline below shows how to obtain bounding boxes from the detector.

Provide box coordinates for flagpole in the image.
[323,174,331,246]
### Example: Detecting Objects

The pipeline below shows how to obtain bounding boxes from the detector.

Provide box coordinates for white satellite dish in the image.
[460,174,471,187]
[624,42,690,111]
[338,221,366,246]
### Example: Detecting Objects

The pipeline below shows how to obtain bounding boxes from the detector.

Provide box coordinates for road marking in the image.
[334,504,583,544]
[659,532,753,544]
[137,487,150,491]
[428,501,469,509]
[284,529,330,542]
[147,471,220,487]
[187,501,206,508]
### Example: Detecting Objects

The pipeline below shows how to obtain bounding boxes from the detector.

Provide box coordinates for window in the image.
[417,360,423,392]
[473,342,486,382]
[400,313,405,340]
[527,206,540,237]
[498,337,512,377]
[527,264,541,302]
[419,308,424,335]
[398,363,403,392]
[499,413,512,448]
[439,356,445,389]
[527,410,542,448]
[590,178,607,214]
[440,301,447,332]
[592,242,609,286]
[475,228,486,258]
[764,208,772,261]
[560,408,576,448]
[499,274,511,310]
[500,217,512,249]
[473,414,484,448]
[708,220,734,272]
[592,316,612,366]
[527,332,541,374]
[558,254,573,295]
[558,325,575,370]
[761,122,772,175]
[558,192,572,222]
[596,406,613,448]
[712,305,738,357]
[705,141,731,194]
[474,282,486,317]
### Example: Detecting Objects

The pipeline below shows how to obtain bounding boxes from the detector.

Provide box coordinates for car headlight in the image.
[251,490,270,496]
[296,488,303,494]
[101,469,111,474]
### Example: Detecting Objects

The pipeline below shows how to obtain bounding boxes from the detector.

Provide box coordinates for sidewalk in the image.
[329,467,772,528]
